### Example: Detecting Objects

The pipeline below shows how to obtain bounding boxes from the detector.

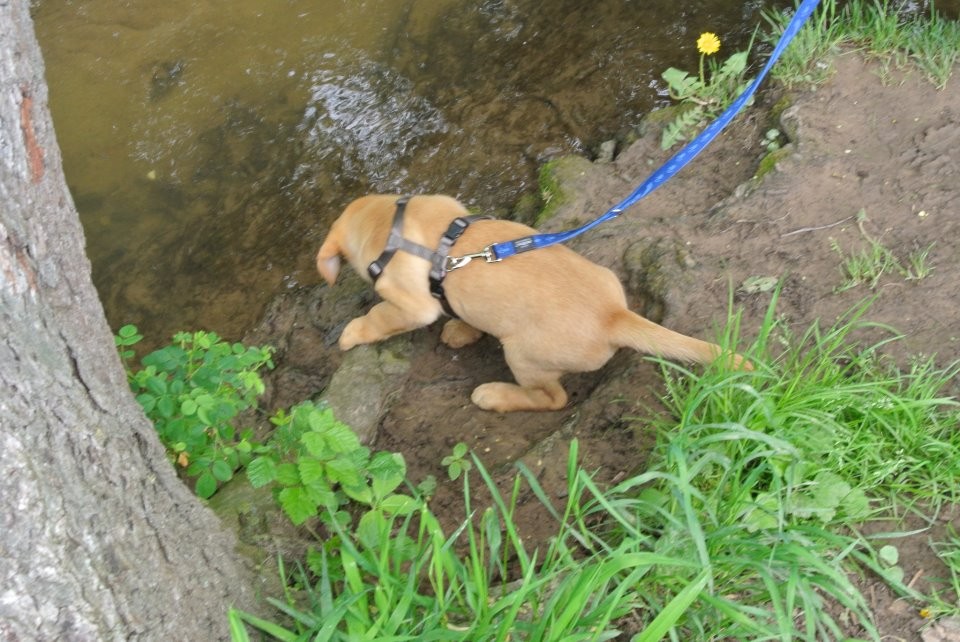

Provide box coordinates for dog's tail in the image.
[609,309,751,370]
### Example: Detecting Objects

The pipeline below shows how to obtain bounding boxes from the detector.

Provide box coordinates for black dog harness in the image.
[367,196,490,318]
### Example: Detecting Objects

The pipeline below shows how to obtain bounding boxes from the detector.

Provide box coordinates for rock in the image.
[779,104,802,144]
[319,337,413,444]
[922,617,960,642]
[535,155,604,227]
[596,139,617,163]
[622,236,694,323]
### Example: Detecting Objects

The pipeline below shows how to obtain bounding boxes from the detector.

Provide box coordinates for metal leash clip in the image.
[445,245,501,271]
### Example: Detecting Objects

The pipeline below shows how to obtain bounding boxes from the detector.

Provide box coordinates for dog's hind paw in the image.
[440,319,484,349]
[471,381,567,413]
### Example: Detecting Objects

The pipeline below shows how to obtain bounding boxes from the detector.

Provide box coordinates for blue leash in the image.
[472,0,820,264]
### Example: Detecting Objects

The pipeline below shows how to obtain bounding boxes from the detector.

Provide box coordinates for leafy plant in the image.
[116,325,273,498]
[247,402,418,533]
[441,441,473,480]
[660,32,753,149]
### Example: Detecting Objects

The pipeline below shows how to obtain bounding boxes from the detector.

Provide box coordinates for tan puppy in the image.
[317,194,748,412]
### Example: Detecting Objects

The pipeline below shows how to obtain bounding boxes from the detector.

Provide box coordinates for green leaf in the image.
[157,396,177,419]
[246,456,277,487]
[369,452,406,498]
[813,471,851,509]
[883,565,905,585]
[453,442,468,458]
[719,50,748,77]
[275,462,301,487]
[135,393,157,414]
[300,432,333,459]
[145,375,168,396]
[303,477,336,509]
[634,570,709,642]
[180,398,198,416]
[661,106,705,149]
[342,483,374,506]
[448,462,462,481]
[211,459,234,482]
[357,509,388,550]
[662,66,700,98]
[743,492,780,532]
[879,545,899,567]
[306,406,335,431]
[309,413,361,453]
[118,324,140,339]
[279,486,317,525]
[116,324,143,346]
[186,461,206,477]
[417,475,437,498]
[840,487,871,519]
[298,458,327,486]
[326,456,362,488]
[195,472,218,499]
[379,494,418,517]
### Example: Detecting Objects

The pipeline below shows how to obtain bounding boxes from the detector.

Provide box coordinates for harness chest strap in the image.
[367,196,489,318]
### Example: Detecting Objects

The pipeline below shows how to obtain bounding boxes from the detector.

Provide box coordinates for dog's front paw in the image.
[339,318,367,351]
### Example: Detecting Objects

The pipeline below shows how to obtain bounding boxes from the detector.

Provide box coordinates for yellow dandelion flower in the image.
[919,608,932,618]
[697,32,721,56]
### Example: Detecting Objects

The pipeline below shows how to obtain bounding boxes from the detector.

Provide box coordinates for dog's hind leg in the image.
[440,319,484,349]
[470,349,568,412]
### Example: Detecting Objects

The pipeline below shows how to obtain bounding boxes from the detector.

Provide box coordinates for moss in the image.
[754,145,794,180]
[510,191,541,226]
[534,155,594,227]
[536,159,565,226]
[768,93,796,130]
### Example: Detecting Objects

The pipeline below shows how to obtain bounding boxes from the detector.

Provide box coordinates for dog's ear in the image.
[316,233,342,285]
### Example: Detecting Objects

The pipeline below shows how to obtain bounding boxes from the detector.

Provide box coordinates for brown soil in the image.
[243,52,960,640]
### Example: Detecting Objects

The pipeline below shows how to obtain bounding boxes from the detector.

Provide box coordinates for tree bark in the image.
[1,2,257,639]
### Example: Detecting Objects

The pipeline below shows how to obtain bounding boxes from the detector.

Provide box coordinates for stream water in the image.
[31,0,955,344]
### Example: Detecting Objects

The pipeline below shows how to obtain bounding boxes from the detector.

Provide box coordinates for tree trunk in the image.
[1,2,257,639]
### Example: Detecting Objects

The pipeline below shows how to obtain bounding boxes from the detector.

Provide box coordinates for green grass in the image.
[229,440,710,641]
[660,294,960,513]
[829,210,936,292]
[766,0,960,89]
[930,526,960,617]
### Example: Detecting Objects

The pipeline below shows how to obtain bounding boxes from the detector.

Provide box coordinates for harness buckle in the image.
[445,245,501,271]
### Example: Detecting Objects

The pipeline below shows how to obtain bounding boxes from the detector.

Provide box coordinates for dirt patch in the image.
[244,51,960,639]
